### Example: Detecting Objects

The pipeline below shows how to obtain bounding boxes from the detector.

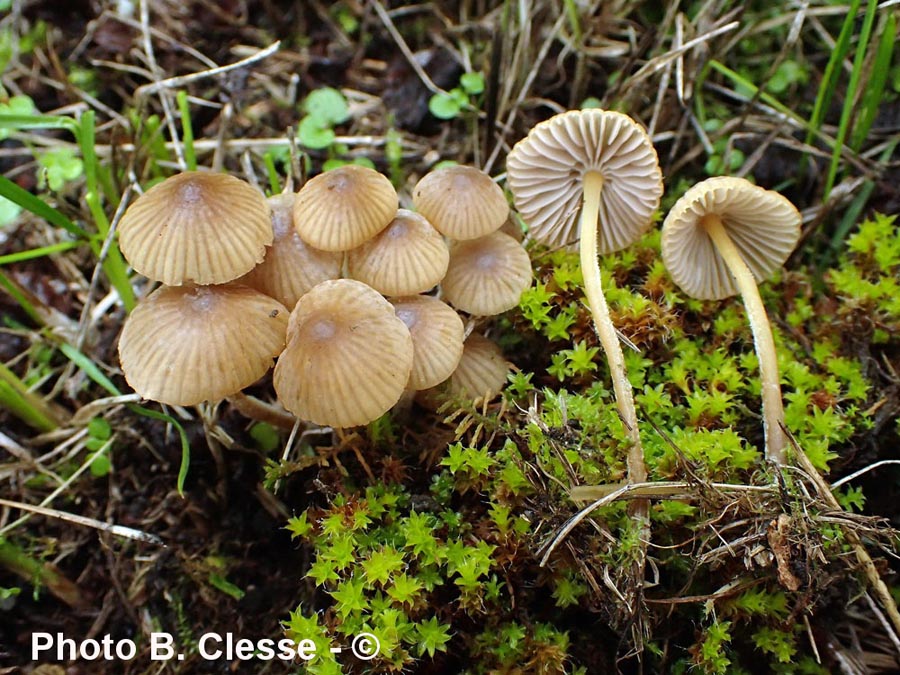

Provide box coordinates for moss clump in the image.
[279,215,899,673]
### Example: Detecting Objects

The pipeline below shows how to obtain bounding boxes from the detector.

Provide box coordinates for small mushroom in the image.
[661,176,801,464]
[450,333,510,402]
[240,192,342,309]
[118,171,272,286]
[347,209,449,296]
[292,165,398,251]
[412,165,509,240]
[118,283,289,406]
[273,279,413,427]
[390,295,464,390]
[419,333,510,408]
[506,109,663,483]
[441,231,532,316]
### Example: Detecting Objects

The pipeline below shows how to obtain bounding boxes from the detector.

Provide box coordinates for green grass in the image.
[822,0,887,199]
[0,111,135,311]
[0,362,63,432]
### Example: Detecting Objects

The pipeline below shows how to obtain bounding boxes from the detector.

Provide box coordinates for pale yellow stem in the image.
[227,392,300,431]
[701,214,786,465]
[579,171,646,483]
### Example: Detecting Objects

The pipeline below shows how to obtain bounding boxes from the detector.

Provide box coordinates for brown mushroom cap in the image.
[420,333,510,407]
[347,209,449,296]
[505,109,663,252]
[240,193,342,309]
[274,279,413,427]
[661,176,802,300]
[118,171,272,286]
[118,283,289,406]
[441,231,532,316]
[412,165,509,240]
[452,333,510,402]
[390,295,464,390]
[292,165,398,251]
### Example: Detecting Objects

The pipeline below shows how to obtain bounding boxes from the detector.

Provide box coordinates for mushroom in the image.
[118,283,289,406]
[506,109,663,484]
[412,165,509,240]
[661,176,801,465]
[273,279,413,428]
[240,192,342,309]
[347,209,449,296]
[118,171,272,286]
[449,333,510,403]
[390,295,464,390]
[418,333,510,408]
[292,165,398,251]
[441,231,532,316]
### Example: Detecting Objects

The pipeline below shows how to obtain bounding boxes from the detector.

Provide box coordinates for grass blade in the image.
[57,342,192,494]
[807,0,862,142]
[707,61,828,151]
[0,176,87,238]
[0,363,64,432]
[0,268,43,325]
[828,135,900,256]
[263,152,280,194]
[78,111,136,312]
[58,342,121,395]
[823,0,879,199]
[0,241,83,266]
[0,537,87,608]
[849,11,896,151]
[177,91,197,171]
[0,114,78,133]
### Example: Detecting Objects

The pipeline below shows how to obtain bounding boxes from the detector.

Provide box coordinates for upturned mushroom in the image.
[117,171,272,286]
[661,176,801,465]
[273,279,413,428]
[118,283,289,406]
[506,109,663,485]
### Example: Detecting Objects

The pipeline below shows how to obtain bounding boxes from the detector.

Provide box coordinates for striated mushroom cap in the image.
[118,283,289,406]
[450,334,510,402]
[240,193,342,309]
[412,165,509,240]
[661,176,802,300]
[292,165,398,251]
[441,231,532,316]
[274,279,413,427]
[347,209,449,296]
[118,171,272,286]
[506,109,663,252]
[420,333,510,407]
[391,295,464,390]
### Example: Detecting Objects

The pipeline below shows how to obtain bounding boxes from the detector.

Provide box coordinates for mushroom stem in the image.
[579,170,647,484]
[227,392,300,431]
[701,214,786,465]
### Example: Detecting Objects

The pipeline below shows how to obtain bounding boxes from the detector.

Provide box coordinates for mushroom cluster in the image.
[117,164,527,428]
[116,172,289,407]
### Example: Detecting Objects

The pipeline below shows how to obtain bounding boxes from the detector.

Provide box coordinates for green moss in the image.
[281,214,899,673]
